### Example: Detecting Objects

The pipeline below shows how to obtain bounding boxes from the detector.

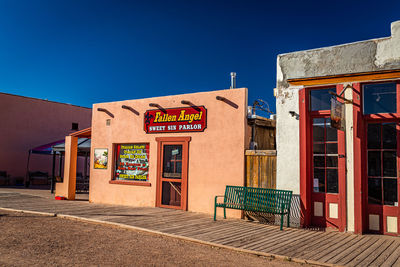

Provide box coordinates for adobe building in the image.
[57,88,250,217]
[0,92,92,185]
[276,21,400,235]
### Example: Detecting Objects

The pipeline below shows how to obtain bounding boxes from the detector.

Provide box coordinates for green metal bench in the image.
[214,185,293,230]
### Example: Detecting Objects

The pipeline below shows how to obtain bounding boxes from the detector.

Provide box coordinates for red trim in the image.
[337,84,347,232]
[301,85,347,231]
[155,136,191,210]
[299,88,311,227]
[109,180,151,187]
[353,82,364,234]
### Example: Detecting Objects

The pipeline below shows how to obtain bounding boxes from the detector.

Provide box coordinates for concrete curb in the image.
[0,208,340,267]
[0,207,56,217]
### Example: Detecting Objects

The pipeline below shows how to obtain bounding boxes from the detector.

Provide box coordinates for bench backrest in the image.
[223,185,246,209]
[224,185,292,213]
[245,186,292,213]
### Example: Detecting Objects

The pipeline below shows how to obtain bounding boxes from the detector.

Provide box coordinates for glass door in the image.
[366,122,399,235]
[156,137,190,210]
[311,117,346,230]
[161,145,183,207]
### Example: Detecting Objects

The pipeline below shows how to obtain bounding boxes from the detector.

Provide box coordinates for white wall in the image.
[275,85,302,194]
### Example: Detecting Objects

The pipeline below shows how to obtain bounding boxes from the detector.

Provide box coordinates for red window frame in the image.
[312,117,339,194]
[366,123,398,206]
[109,143,151,187]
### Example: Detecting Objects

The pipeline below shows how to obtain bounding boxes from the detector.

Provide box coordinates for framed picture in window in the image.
[94,148,108,169]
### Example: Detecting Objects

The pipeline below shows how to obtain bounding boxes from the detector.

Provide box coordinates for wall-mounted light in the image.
[97,108,114,118]
[181,100,201,112]
[122,105,139,115]
[216,96,238,109]
[149,103,167,113]
[289,110,299,120]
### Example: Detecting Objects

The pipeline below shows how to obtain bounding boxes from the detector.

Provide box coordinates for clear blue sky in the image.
[0,0,399,113]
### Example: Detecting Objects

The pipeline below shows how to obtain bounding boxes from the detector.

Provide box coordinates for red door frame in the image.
[155,136,191,210]
[299,85,347,231]
[353,81,400,235]
[352,82,365,234]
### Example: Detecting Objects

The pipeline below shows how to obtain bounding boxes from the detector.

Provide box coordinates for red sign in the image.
[144,106,207,133]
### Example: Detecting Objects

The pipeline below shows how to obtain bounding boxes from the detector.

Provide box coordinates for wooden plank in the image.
[287,232,342,258]
[335,236,380,265]
[246,155,251,187]
[241,228,302,250]
[271,231,332,256]
[167,221,237,236]
[182,221,249,238]
[379,245,400,267]
[245,150,277,156]
[209,225,273,245]
[349,238,395,267]
[184,222,252,239]
[224,227,285,247]
[302,233,355,260]
[316,235,364,262]
[238,228,314,251]
[149,215,209,230]
[326,236,375,264]
[368,239,400,266]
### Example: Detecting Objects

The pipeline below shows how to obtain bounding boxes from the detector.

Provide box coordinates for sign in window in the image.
[114,143,149,181]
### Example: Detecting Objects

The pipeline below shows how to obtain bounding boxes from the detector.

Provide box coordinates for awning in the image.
[30,138,91,155]
[52,138,91,154]
[30,140,65,155]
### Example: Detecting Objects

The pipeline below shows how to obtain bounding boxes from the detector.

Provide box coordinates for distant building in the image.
[0,92,91,185]
[276,21,400,235]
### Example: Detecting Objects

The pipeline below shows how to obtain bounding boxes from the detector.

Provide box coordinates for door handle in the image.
[338,154,345,158]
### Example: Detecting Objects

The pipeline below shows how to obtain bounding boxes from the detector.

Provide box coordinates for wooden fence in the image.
[245,150,276,189]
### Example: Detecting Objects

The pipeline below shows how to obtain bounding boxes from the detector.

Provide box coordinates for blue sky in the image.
[0,0,399,113]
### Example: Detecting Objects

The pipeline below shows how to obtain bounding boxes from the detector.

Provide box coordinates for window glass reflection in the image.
[368,178,382,205]
[368,151,381,177]
[383,151,396,177]
[327,169,338,193]
[313,169,325,193]
[310,89,335,111]
[383,179,398,205]
[363,83,396,114]
[382,123,397,149]
[368,124,381,149]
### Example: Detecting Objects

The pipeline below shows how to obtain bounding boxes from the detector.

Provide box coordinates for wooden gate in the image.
[246,150,276,189]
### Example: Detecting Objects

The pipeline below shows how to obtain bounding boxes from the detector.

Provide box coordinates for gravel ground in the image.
[0,210,311,267]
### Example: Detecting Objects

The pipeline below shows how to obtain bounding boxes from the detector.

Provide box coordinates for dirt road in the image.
[0,210,309,266]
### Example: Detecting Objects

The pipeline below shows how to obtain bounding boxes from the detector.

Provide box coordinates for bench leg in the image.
[223,207,226,219]
[280,214,284,230]
[287,211,290,228]
[214,205,217,221]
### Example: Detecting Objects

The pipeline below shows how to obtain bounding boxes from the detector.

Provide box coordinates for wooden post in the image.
[50,152,56,193]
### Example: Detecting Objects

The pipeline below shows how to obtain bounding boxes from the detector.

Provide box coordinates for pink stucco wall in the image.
[0,93,92,180]
[90,88,249,217]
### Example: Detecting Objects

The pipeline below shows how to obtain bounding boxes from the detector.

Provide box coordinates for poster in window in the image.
[94,148,108,169]
[330,98,345,131]
[115,144,149,181]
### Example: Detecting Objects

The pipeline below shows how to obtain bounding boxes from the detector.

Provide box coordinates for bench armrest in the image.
[214,195,225,203]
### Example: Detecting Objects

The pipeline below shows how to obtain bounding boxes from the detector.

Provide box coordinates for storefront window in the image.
[114,143,149,181]
[363,83,397,114]
[163,145,182,178]
[312,118,338,193]
[310,88,335,111]
[367,123,398,205]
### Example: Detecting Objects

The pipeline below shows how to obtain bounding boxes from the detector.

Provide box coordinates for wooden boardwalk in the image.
[1,189,400,267]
